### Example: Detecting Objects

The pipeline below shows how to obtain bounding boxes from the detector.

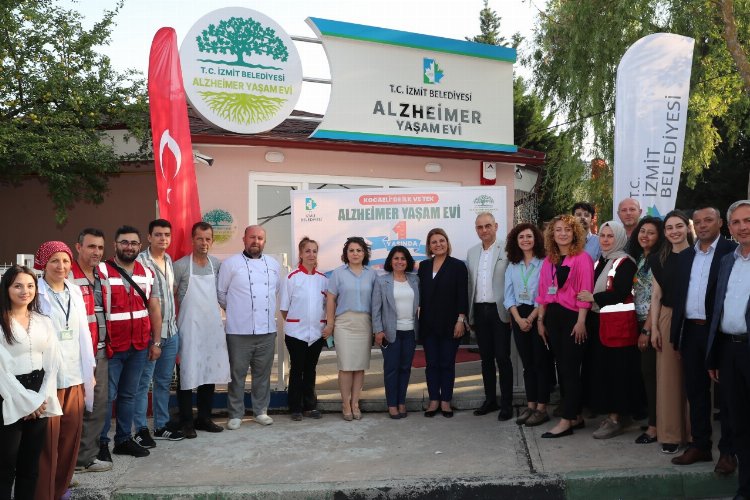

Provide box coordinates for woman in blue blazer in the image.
[372,246,420,419]
[417,228,469,418]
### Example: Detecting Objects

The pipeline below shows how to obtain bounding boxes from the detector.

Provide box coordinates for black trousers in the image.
[473,303,513,408]
[511,304,550,404]
[177,385,216,423]
[285,336,325,413]
[719,336,750,497]
[176,362,216,422]
[546,303,584,420]
[682,321,732,453]
[0,370,47,500]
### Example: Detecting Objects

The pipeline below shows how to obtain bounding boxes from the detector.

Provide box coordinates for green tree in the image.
[196,17,289,67]
[530,0,750,203]
[468,1,585,222]
[0,0,149,223]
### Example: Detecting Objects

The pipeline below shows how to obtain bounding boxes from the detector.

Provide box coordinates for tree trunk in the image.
[717,0,750,198]
[718,0,750,94]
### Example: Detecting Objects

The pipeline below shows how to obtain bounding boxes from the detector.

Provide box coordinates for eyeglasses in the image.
[117,240,141,247]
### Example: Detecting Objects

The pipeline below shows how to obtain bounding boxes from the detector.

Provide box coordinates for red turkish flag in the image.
[148,27,201,260]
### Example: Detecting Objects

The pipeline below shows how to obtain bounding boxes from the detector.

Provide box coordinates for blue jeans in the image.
[382,330,416,407]
[134,334,179,431]
[101,347,147,445]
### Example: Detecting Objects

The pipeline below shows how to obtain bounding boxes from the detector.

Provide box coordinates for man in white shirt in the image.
[466,212,512,421]
[707,200,750,498]
[671,207,737,471]
[218,225,281,429]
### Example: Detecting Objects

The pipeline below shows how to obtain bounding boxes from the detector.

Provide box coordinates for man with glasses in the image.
[100,225,162,458]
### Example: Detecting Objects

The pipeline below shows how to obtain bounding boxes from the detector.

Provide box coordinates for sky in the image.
[62,0,543,113]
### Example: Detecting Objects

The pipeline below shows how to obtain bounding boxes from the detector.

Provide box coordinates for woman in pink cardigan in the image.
[536,214,594,438]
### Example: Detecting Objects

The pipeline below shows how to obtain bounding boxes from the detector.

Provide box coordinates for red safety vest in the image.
[104,260,154,355]
[69,261,111,356]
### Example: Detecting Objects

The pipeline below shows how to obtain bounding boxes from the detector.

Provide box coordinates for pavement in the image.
[69,349,740,499]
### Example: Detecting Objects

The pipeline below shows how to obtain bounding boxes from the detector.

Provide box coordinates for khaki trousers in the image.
[36,385,84,500]
[655,306,690,445]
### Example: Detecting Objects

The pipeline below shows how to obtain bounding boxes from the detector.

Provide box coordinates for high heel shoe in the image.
[352,407,362,420]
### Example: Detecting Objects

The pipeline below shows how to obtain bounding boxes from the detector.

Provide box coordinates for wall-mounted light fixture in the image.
[265,151,285,163]
[193,150,214,166]
[425,162,442,173]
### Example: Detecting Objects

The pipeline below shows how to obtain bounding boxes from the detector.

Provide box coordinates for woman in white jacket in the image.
[33,241,95,500]
[0,264,62,500]
[280,237,327,421]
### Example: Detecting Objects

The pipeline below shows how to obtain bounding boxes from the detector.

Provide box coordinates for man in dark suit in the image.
[670,207,737,470]
[707,200,750,500]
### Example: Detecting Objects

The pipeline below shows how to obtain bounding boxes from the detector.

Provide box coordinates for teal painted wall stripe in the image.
[308,18,516,62]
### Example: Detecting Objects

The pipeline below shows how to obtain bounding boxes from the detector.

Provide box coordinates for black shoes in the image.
[303,410,322,419]
[497,407,513,421]
[473,401,499,416]
[113,438,150,457]
[541,428,573,439]
[154,426,186,441]
[97,442,112,463]
[441,409,454,418]
[635,433,657,444]
[194,418,224,432]
[134,428,156,449]
[424,409,438,417]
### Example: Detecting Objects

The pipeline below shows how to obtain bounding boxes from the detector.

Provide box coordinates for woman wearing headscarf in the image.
[34,241,95,500]
[577,221,642,440]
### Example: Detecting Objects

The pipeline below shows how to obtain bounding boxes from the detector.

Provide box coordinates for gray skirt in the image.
[334,311,372,371]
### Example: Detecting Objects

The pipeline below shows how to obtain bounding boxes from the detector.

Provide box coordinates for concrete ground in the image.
[69,349,739,499]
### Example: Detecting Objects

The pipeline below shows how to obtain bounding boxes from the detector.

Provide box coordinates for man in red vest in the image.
[69,228,113,472]
[99,225,162,458]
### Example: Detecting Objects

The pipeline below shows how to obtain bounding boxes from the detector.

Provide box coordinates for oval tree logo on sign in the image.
[180,7,303,134]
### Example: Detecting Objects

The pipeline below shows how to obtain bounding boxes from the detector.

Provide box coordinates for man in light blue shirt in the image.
[707,200,750,498]
[572,202,601,262]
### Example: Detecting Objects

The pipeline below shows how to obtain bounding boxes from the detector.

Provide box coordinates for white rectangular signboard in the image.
[306,18,517,153]
[290,187,507,273]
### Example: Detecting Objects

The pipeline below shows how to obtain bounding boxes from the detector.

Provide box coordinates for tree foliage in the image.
[468,1,585,222]
[0,0,149,223]
[196,17,289,66]
[531,0,750,197]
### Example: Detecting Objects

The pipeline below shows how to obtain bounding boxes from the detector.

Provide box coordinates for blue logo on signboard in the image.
[423,58,444,84]
[305,197,317,211]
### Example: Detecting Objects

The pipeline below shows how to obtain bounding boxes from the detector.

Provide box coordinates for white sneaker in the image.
[255,414,273,426]
[75,459,113,473]
[227,418,242,430]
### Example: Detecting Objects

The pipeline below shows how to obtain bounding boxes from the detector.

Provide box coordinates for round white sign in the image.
[180,7,303,134]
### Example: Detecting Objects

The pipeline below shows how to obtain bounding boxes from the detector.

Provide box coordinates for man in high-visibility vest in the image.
[99,225,162,459]
[70,228,113,472]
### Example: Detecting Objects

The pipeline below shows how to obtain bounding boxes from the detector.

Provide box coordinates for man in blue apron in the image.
[173,222,231,437]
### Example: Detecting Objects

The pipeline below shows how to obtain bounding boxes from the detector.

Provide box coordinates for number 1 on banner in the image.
[392,221,406,240]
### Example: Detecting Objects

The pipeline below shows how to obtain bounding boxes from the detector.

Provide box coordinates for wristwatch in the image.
[640,328,650,336]
[152,341,162,348]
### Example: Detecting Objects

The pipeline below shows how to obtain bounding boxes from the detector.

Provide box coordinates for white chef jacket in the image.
[280,264,327,345]
[217,253,281,335]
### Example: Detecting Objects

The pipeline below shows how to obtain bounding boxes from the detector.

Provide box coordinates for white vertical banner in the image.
[613,33,694,218]
[290,187,507,273]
